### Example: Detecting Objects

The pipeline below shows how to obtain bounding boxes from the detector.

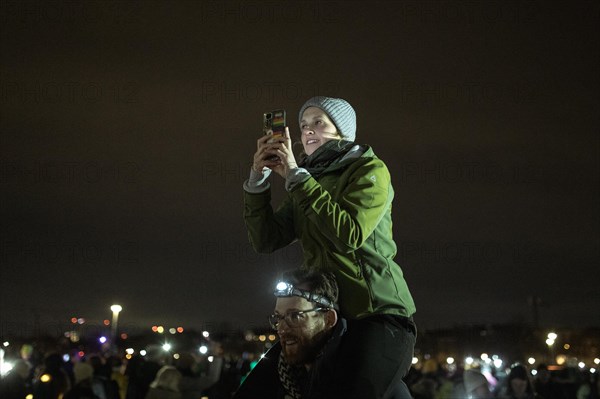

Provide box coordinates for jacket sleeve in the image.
[289,157,392,253]
[243,188,297,253]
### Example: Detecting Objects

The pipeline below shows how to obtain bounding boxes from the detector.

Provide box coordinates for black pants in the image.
[331,315,417,399]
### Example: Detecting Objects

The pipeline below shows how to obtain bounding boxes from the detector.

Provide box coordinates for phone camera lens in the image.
[265,113,272,119]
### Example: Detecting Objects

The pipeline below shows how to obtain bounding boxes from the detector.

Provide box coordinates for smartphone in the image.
[263,109,286,161]
[263,109,286,142]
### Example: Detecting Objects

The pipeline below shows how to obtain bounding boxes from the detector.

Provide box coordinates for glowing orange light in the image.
[103,319,110,326]
[177,327,184,333]
[151,326,158,332]
[78,351,85,357]
[120,333,128,340]
[71,317,78,324]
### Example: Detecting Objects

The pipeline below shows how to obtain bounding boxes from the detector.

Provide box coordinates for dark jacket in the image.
[233,318,347,399]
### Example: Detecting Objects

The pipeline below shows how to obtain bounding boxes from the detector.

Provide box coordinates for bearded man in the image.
[233,269,346,399]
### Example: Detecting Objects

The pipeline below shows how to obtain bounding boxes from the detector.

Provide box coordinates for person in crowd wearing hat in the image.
[125,345,164,399]
[463,369,492,399]
[145,365,182,399]
[244,96,416,398]
[233,269,347,399]
[176,351,224,399]
[64,362,99,399]
[497,364,541,399]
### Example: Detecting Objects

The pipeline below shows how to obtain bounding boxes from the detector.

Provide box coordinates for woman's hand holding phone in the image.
[253,127,298,178]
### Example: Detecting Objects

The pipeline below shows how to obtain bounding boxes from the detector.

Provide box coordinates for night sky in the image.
[1,1,598,337]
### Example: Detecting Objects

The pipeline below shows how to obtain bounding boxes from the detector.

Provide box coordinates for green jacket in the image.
[244,145,416,320]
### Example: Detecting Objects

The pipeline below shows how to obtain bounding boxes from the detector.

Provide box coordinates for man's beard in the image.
[281,329,331,366]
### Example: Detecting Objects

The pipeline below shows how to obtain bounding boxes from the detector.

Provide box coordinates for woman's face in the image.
[299,107,340,156]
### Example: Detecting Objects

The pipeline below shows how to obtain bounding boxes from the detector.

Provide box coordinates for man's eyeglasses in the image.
[268,307,327,330]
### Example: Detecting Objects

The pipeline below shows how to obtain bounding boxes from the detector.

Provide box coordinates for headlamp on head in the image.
[274,281,335,309]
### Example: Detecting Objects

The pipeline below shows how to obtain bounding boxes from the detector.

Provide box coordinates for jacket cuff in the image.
[285,168,311,192]
[244,167,271,193]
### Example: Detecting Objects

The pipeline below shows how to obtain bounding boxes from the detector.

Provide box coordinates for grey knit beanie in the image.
[298,96,356,142]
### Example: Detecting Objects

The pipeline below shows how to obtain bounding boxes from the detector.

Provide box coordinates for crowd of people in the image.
[0,344,226,399]
[1,338,598,399]
[406,360,599,399]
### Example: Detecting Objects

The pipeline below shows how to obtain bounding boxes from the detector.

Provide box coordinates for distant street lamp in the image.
[546,332,557,364]
[110,304,123,351]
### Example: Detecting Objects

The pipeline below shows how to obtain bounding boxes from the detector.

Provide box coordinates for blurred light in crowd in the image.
[77,318,85,324]
[528,357,535,365]
[71,317,78,324]
[531,369,538,376]
[169,328,177,334]
[157,326,164,334]
[62,354,70,362]
[465,357,474,365]
[199,345,208,354]
[1,361,14,376]
[556,355,566,365]
[140,350,147,356]
[208,356,214,362]
[564,344,570,350]
[173,353,180,360]
[126,348,135,355]
[594,358,600,365]
[447,357,455,365]
[546,338,555,346]
[78,351,84,357]
[99,336,107,344]
[162,343,171,352]
[547,332,557,340]
[493,358,503,368]
[126,354,132,360]
[2,342,9,347]
[412,357,418,365]
[40,374,52,383]
[177,327,184,333]
[152,326,158,332]
[591,368,596,374]
[26,395,34,399]
[579,362,585,369]
[202,331,210,338]
[268,335,277,341]
[104,320,110,326]
[259,335,266,342]
[69,331,80,343]
[481,353,489,361]
[121,333,128,340]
